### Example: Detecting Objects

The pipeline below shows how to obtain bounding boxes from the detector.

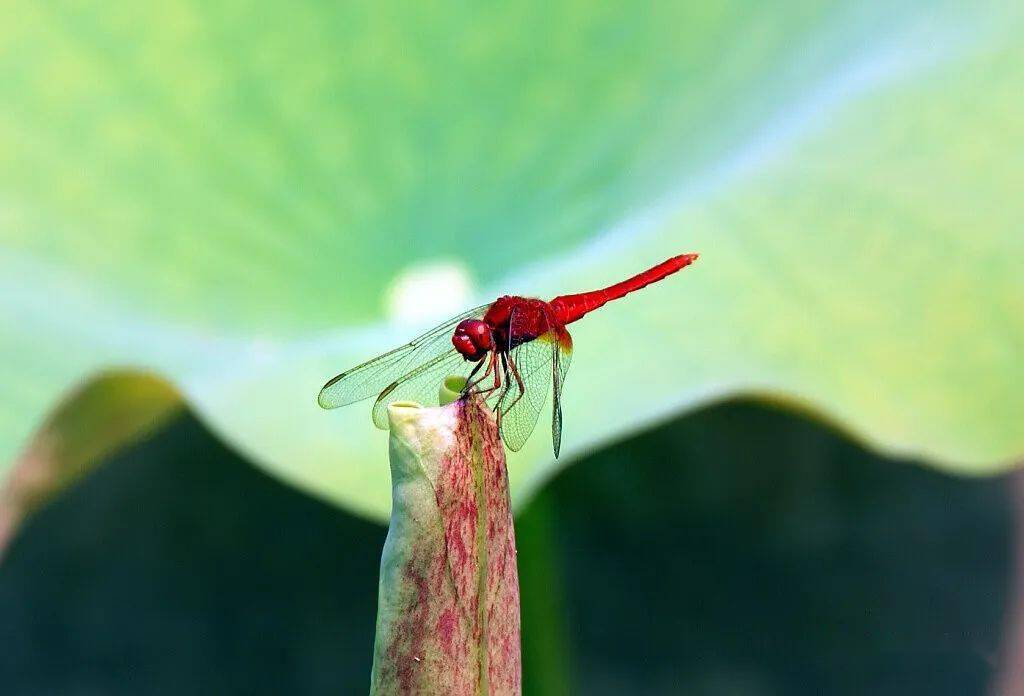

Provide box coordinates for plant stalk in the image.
[370,393,521,695]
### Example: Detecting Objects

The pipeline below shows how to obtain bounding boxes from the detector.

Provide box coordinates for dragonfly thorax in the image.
[452,318,493,361]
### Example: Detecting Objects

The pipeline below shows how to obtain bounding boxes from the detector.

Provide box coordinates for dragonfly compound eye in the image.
[452,319,493,361]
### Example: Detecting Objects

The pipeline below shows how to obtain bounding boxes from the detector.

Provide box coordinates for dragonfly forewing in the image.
[369,348,491,429]
[317,304,489,409]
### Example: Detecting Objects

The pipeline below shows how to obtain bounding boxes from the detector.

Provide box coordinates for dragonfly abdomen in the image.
[550,253,698,325]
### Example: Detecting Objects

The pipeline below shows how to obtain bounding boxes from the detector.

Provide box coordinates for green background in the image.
[2,0,1022,692]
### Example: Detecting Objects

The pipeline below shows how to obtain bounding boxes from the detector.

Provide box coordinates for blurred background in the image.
[1,401,1018,695]
[1,1,1022,694]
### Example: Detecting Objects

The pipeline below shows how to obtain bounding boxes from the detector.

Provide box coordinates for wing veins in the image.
[318,304,489,409]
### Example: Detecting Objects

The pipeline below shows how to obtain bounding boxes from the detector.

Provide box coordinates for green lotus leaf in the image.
[2,1,1022,523]
[0,372,181,555]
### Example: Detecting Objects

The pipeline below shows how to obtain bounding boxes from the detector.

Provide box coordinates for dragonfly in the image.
[318,253,698,457]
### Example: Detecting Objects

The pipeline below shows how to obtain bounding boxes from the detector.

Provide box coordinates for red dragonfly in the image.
[319,253,698,457]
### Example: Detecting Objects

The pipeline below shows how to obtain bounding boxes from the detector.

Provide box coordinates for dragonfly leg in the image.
[463,356,488,392]
[494,352,512,429]
[468,354,505,403]
[474,351,504,399]
[500,352,527,413]
[493,352,504,393]
[473,353,507,426]
[464,352,495,393]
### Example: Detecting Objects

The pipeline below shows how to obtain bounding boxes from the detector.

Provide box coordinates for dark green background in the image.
[0,402,1011,695]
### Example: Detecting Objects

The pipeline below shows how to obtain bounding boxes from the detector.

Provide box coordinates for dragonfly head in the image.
[452,319,493,361]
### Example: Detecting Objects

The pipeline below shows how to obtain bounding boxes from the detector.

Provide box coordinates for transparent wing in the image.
[550,327,573,457]
[497,309,554,453]
[369,348,490,429]
[318,304,490,409]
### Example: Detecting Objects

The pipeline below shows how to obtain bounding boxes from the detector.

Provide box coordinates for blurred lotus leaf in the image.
[1,1,1022,524]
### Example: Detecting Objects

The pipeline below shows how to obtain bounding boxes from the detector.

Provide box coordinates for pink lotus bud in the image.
[371,394,521,695]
